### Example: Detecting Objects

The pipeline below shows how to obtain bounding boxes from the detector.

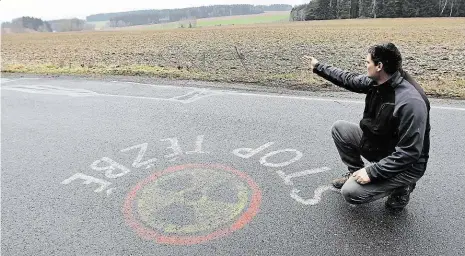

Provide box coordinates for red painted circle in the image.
[123,163,262,245]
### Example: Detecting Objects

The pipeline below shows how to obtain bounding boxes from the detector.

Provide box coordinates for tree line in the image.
[85,4,292,27]
[290,0,465,20]
[1,17,53,32]
[48,19,95,32]
[1,17,95,33]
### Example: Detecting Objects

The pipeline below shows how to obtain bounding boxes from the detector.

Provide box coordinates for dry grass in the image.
[2,17,465,98]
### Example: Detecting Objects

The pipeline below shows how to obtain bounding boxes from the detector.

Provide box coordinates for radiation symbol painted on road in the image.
[123,164,262,245]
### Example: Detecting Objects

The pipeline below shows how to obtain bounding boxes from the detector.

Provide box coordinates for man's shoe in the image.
[385,185,413,210]
[331,172,351,189]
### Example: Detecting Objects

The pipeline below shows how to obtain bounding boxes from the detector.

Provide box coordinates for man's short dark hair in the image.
[368,43,402,75]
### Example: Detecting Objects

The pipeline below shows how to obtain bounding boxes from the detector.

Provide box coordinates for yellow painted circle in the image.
[136,167,251,236]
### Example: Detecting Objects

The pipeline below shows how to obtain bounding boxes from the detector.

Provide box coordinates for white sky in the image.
[0,0,307,22]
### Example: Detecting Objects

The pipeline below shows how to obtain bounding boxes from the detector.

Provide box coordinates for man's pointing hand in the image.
[303,55,319,70]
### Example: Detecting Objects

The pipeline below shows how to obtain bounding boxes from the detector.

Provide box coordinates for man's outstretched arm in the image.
[305,56,374,94]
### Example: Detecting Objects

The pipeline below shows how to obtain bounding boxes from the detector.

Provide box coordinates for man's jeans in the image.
[331,120,424,204]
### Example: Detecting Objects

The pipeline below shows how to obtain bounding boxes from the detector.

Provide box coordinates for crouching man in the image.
[305,43,430,210]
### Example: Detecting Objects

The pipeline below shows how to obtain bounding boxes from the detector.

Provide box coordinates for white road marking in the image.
[185,135,210,154]
[430,106,465,111]
[160,137,184,159]
[112,81,222,103]
[224,91,465,111]
[90,157,131,179]
[1,78,14,84]
[2,84,99,97]
[232,142,275,159]
[2,81,465,111]
[169,89,221,103]
[277,167,331,186]
[61,173,112,193]
[98,94,178,102]
[1,78,41,84]
[290,185,340,206]
[2,84,219,104]
[226,92,366,105]
[259,149,303,168]
[120,143,158,169]
[106,188,117,196]
[110,80,200,90]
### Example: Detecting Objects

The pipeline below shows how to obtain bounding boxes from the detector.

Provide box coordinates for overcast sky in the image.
[0,0,307,22]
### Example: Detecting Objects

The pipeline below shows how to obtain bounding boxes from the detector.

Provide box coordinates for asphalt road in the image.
[2,76,465,256]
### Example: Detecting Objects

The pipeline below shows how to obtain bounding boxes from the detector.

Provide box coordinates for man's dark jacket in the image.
[313,63,430,182]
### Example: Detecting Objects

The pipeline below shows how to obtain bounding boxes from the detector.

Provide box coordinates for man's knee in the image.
[340,178,368,204]
[331,120,346,139]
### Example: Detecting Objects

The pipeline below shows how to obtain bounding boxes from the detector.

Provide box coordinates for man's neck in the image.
[375,73,392,86]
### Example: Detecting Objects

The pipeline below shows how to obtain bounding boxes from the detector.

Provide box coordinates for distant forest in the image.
[1,4,291,32]
[1,17,53,32]
[1,17,94,33]
[291,0,465,20]
[2,2,462,33]
[86,4,293,27]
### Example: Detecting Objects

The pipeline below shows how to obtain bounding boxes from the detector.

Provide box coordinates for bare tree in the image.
[372,0,377,18]
[359,0,364,17]
[450,0,455,16]
[441,0,448,16]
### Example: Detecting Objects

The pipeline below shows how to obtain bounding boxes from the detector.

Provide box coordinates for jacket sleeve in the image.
[313,63,374,94]
[365,98,428,181]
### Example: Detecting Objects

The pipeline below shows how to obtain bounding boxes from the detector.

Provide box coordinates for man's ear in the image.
[376,62,383,72]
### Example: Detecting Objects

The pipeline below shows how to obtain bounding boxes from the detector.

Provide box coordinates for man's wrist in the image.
[312,62,320,72]
[365,166,375,181]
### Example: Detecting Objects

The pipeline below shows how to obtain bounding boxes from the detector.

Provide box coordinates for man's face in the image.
[366,54,380,80]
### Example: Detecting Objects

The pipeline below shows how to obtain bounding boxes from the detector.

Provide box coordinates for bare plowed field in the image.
[2,18,464,97]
